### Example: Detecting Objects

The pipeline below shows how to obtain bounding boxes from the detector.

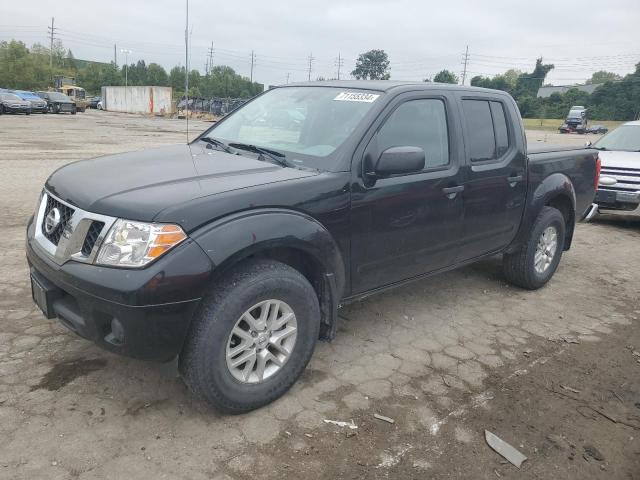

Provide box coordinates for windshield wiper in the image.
[199,136,234,154]
[228,142,292,168]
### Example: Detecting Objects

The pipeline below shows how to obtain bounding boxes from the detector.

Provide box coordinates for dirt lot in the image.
[0,111,638,480]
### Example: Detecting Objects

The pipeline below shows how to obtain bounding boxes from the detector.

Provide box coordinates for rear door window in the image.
[490,101,509,157]
[462,100,496,162]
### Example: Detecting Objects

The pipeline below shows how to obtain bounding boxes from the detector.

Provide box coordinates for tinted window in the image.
[377,99,449,168]
[490,101,509,157]
[462,100,496,162]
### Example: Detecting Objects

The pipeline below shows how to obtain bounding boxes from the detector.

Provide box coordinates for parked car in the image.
[589,121,640,217]
[587,124,608,135]
[559,106,588,133]
[12,90,48,113]
[88,96,101,109]
[26,82,599,412]
[36,91,77,114]
[0,92,31,114]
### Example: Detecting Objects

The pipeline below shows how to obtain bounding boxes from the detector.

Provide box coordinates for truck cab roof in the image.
[280,80,512,96]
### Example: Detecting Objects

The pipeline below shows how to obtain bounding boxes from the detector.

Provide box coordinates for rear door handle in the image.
[442,185,464,198]
[507,175,523,186]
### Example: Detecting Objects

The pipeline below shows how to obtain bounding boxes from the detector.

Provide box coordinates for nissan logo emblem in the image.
[44,207,61,234]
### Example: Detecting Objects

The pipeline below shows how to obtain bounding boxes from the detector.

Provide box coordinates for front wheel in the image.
[503,206,566,290]
[179,259,320,413]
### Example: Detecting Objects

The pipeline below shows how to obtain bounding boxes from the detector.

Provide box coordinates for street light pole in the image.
[120,48,131,112]
[120,49,131,88]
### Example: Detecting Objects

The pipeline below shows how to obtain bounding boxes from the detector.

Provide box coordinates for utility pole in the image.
[307,53,315,82]
[206,41,214,74]
[461,45,470,85]
[47,17,56,78]
[249,50,256,83]
[184,0,189,141]
[335,53,344,80]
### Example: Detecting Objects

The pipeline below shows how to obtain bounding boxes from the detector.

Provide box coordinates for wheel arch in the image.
[190,208,346,340]
[509,173,577,252]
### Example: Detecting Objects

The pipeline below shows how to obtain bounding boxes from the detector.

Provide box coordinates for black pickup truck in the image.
[26,82,599,412]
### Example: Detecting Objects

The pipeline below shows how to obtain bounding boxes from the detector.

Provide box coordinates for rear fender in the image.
[509,173,576,252]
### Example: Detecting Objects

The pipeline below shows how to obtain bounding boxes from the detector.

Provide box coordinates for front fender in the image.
[190,208,346,299]
[509,173,576,251]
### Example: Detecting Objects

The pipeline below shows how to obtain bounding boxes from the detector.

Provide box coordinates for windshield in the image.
[594,125,640,152]
[568,109,585,118]
[202,87,381,161]
[48,92,71,101]
[1,93,21,101]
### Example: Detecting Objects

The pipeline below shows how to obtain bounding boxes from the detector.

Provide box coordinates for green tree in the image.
[169,66,186,91]
[433,69,458,84]
[514,58,554,99]
[587,70,622,85]
[351,49,390,80]
[146,63,168,86]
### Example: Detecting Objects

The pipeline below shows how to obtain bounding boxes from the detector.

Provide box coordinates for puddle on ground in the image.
[30,358,108,391]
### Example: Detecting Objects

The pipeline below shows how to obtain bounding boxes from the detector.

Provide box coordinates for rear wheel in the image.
[179,259,320,413]
[503,206,566,290]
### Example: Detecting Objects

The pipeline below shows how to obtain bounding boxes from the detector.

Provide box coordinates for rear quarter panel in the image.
[510,147,597,251]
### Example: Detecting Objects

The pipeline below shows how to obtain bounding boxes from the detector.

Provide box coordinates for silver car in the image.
[591,121,640,217]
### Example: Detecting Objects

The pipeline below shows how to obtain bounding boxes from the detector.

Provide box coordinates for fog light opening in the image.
[105,318,125,346]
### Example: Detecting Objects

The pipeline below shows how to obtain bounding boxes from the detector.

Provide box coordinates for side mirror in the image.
[374,146,425,177]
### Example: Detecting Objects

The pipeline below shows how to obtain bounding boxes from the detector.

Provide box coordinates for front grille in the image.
[601,166,640,193]
[41,195,74,245]
[81,221,105,255]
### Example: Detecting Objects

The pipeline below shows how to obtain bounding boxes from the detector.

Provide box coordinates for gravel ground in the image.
[0,111,638,479]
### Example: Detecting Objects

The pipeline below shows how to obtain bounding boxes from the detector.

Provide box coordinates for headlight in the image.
[96,219,187,268]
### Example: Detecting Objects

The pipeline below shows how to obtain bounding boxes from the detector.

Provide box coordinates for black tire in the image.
[179,259,320,413]
[503,206,566,290]
[0,105,3,115]
[26,110,31,115]
[71,107,77,115]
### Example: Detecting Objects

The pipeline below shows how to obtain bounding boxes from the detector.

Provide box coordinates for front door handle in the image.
[507,175,523,186]
[442,185,464,199]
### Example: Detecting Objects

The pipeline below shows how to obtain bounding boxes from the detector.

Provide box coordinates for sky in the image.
[2,0,639,87]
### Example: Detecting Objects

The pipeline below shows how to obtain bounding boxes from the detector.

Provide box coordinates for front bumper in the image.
[26,217,213,361]
[595,189,640,213]
[3,105,30,113]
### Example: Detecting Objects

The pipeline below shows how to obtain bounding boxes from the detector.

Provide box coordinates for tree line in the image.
[3,39,637,120]
[0,39,263,98]
[352,49,639,121]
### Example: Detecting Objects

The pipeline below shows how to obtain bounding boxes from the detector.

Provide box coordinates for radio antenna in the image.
[185,0,189,143]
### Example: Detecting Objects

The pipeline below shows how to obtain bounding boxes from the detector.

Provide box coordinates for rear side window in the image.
[377,99,449,169]
[490,101,509,157]
[463,99,511,162]
[462,100,495,162]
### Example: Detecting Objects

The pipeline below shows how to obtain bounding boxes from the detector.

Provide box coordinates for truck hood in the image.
[46,143,319,222]
[598,150,640,170]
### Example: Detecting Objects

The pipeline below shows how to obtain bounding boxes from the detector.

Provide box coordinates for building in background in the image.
[537,83,600,98]
[101,86,173,114]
